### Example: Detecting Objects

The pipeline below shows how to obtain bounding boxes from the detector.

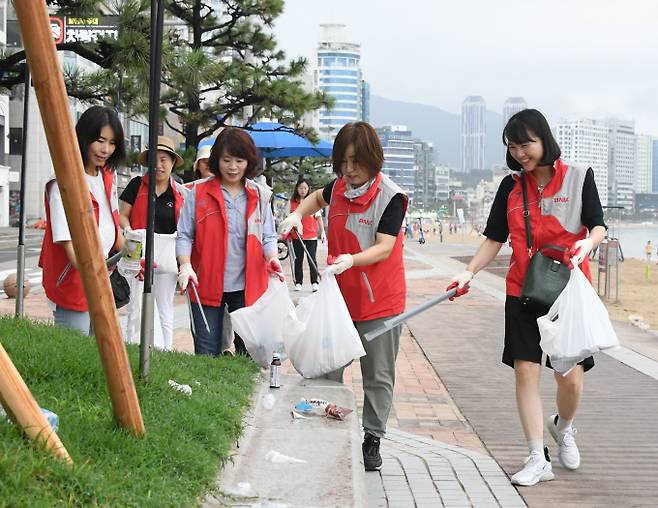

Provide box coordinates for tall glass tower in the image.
[316,24,367,140]
[461,96,486,172]
[502,97,527,127]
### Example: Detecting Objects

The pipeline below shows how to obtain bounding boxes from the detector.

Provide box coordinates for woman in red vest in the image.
[118,136,189,351]
[288,177,326,292]
[40,106,126,335]
[279,122,408,472]
[176,127,284,357]
[448,109,607,486]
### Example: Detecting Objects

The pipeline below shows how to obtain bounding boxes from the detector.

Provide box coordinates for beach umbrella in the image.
[247,122,332,158]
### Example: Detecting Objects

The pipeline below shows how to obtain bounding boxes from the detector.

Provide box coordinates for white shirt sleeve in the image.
[48,182,72,243]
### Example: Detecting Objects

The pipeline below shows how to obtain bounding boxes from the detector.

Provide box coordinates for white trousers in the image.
[125,271,178,351]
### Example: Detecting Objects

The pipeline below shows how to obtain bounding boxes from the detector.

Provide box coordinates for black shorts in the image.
[503,296,595,372]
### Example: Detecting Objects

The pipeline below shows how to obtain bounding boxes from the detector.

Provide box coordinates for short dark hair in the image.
[208,127,261,179]
[503,109,561,171]
[332,122,384,178]
[75,106,126,172]
[291,177,312,202]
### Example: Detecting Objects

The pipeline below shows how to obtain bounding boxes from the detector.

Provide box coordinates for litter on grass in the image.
[168,379,192,396]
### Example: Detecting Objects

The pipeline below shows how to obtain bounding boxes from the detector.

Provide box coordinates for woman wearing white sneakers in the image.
[448,109,606,486]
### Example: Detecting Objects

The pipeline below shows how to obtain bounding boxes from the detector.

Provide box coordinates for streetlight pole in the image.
[139,0,165,381]
[15,63,29,317]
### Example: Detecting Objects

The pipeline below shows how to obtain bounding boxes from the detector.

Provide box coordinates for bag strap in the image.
[520,172,532,257]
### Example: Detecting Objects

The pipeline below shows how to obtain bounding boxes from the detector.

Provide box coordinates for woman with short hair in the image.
[279,121,408,471]
[176,127,283,357]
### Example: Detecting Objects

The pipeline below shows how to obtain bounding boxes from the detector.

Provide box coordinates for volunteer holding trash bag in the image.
[118,136,189,351]
[176,127,283,357]
[448,109,606,486]
[279,121,407,472]
[40,106,126,335]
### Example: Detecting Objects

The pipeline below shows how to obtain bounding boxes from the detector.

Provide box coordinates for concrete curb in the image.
[204,373,367,507]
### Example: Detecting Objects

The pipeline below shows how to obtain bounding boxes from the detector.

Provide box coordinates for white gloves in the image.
[326,253,354,275]
[177,262,198,292]
[279,211,303,237]
[571,238,593,265]
[449,270,474,290]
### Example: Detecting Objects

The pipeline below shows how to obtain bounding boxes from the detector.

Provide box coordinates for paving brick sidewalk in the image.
[403,242,658,508]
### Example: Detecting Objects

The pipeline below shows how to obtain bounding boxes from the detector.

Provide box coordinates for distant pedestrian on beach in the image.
[645,240,652,262]
[447,109,607,486]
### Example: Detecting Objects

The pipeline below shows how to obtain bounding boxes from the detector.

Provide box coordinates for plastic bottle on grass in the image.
[117,229,142,278]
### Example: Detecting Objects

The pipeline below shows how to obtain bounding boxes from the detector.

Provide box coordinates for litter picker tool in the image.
[364,287,458,341]
[188,282,211,334]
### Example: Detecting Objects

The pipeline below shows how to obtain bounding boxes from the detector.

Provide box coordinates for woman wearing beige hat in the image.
[193,144,213,181]
[118,136,189,350]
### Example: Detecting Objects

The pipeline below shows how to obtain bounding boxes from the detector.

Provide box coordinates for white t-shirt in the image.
[49,172,117,256]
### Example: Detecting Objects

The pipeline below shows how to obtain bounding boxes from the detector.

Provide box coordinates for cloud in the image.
[275,0,658,134]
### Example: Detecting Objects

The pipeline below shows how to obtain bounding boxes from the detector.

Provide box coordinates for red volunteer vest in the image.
[39,167,120,311]
[189,177,270,307]
[128,175,187,230]
[328,174,408,322]
[290,199,319,240]
[506,159,592,297]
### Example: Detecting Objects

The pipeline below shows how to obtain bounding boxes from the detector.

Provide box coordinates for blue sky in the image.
[274,0,658,135]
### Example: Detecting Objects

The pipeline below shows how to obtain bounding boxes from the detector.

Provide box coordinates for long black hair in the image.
[291,177,312,202]
[75,106,126,171]
[503,109,561,171]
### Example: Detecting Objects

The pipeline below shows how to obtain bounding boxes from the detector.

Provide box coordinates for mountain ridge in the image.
[369,95,505,168]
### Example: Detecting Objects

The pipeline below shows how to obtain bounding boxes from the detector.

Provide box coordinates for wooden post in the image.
[0,343,72,464]
[13,0,145,435]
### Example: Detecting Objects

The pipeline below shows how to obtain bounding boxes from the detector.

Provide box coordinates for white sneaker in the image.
[510,451,554,486]
[547,414,580,470]
[294,284,302,291]
[311,283,319,292]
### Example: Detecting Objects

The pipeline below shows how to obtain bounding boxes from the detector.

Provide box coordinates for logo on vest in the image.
[358,218,373,226]
[253,218,262,225]
[553,196,569,204]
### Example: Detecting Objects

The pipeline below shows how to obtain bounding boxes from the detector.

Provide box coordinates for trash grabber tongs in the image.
[292,227,322,281]
[188,281,211,334]
[363,287,458,341]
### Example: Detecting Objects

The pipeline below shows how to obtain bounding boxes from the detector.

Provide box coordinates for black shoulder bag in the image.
[518,172,571,313]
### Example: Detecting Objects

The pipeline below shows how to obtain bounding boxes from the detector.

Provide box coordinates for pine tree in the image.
[0,0,331,153]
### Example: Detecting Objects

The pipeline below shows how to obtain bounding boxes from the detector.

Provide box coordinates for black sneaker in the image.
[362,433,382,471]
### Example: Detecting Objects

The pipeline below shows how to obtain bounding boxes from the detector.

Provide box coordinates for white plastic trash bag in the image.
[283,273,365,378]
[230,278,294,368]
[129,229,178,274]
[537,264,619,375]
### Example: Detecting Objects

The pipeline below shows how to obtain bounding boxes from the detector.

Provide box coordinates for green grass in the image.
[0,317,259,507]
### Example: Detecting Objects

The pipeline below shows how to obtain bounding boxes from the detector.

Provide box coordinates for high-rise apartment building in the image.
[607,119,636,211]
[413,140,436,210]
[315,24,367,140]
[461,96,486,172]
[377,125,416,199]
[555,118,609,206]
[502,97,527,127]
[635,135,654,194]
[653,140,658,193]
